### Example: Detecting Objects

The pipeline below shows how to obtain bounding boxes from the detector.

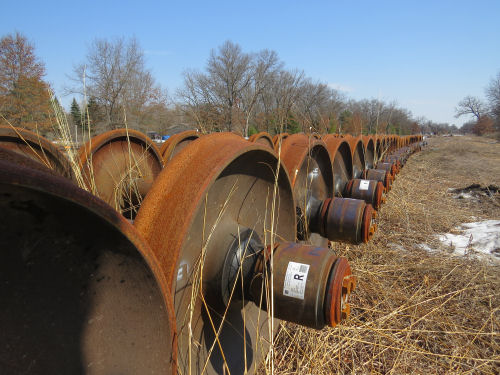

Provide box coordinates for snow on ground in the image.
[438,220,500,259]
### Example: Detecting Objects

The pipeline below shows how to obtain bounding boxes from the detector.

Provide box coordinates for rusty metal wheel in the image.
[279,134,333,246]
[159,130,200,163]
[79,129,163,219]
[347,136,366,179]
[135,133,296,375]
[362,135,375,169]
[248,131,274,149]
[323,135,353,196]
[0,125,74,180]
[272,132,289,150]
[0,160,175,375]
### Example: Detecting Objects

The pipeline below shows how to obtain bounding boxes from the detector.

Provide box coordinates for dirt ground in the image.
[267,135,500,374]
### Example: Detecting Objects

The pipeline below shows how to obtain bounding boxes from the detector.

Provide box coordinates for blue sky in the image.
[2,0,499,127]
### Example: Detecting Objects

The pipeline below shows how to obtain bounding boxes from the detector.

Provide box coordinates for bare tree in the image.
[485,71,500,129]
[455,95,485,121]
[206,40,252,131]
[70,37,166,130]
[240,49,282,136]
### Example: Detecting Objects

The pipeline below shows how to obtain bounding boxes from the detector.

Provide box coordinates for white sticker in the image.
[283,261,310,300]
[359,179,370,191]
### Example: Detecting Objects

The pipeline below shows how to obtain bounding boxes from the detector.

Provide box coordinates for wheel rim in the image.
[248,132,274,149]
[79,129,163,219]
[347,136,366,179]
[323,135,353,196]
[160,130,200,162]
[135,132,295,375]
[0,125,74,180]
[362,136,375,169]
[280,134,333,246]
[0,160,175,375]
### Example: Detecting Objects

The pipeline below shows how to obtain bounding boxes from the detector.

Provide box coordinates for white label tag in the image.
[359,180,370,190]
[283,261,310,300]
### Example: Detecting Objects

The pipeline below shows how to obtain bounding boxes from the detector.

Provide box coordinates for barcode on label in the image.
[283,261,310,300]
[359,180,370,190]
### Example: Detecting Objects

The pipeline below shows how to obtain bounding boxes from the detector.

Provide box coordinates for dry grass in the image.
[265,135,500,374]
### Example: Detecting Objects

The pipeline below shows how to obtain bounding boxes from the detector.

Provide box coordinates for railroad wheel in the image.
[279,133,333,246]
[272,132,289,150]
[362,135,375,169]
[248,131,274,149]
[135,133,296,375]
[79,129,163,219]
[0,160,175,375]
[160,130,200,162]
[323,135,353,196]
[347,136,366,179]
[0,125,74,180]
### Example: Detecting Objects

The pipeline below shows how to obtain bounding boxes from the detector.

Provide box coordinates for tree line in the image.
[0,32,480,139]
[455,74,500,136]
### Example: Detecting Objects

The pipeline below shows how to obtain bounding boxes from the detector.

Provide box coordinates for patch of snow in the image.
[417,243,433,252]
[453,192,474,199]
[438,220,500,259]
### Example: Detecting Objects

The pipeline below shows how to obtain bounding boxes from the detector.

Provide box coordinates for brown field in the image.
[266,136,500,374]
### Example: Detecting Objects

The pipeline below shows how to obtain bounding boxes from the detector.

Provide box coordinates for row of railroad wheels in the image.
[0,125,422,374]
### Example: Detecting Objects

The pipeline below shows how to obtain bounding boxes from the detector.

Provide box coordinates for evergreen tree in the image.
[70,98,82,127]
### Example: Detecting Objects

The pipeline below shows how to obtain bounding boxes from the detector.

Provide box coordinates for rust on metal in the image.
[346,135,366,179]
[248,131,275,149]
[279,133,333,246]
[345,179,385,210]
[78,128,163,218]
[135,132,296,375]
[250,242,356,329]
[323,135,353,196]
[0,159,176,375]
[159,130,200,163]
[0,125,74,180]
[362,135,375,169]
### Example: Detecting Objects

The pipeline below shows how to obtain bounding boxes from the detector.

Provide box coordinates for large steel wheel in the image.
[0,125,74,180]
[0,160,175,375]
[160,130,200,163]
[347,136,366,179]
[279,134,333,246]
[135,133,296,375]
[79,129,163,219]
[248,131,274,150]
[323,135,353,196]
[362,135,375,169]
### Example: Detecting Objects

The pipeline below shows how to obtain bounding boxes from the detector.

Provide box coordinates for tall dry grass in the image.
[262,135,500,374]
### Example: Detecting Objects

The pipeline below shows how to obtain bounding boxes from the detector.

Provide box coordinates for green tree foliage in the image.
[70,98,82,127]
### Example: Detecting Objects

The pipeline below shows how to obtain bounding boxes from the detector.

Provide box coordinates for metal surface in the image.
[250,242,356,329]
[272,132,289,150]
[323,135,353,196]
[0,125,74,180]
[366,168,393,192]
[248,131,274,149]
[78,129,163,219]
[159,130,200,162]
[279,133,333,246]
[376,161,397,178]
[135,133,296,375]
[308,197,376,244]
[347,135,366,179]
[0,160,175,375]
[345,179,385,210]
[362,136,375,169]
